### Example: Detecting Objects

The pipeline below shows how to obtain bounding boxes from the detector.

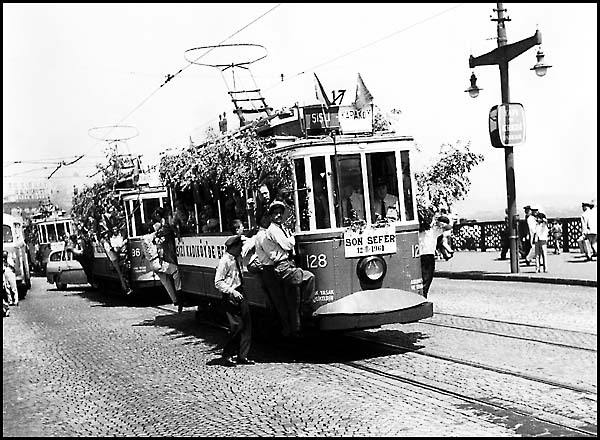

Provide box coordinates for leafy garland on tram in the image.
[159,130,294,219]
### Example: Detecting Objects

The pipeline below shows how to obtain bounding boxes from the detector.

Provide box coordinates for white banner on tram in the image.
[176,236,226,267]
[343,226,397,258]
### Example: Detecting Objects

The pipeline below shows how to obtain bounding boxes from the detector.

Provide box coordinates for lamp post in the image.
[467,3,550,273]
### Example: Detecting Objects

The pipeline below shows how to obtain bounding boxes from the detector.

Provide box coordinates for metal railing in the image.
[451,217,583,252]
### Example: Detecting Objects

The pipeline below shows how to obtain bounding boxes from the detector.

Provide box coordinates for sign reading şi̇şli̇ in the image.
[489,103,526,148]
[343,226,397,258]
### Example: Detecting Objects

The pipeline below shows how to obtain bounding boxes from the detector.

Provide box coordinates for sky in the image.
[3,3,597,220]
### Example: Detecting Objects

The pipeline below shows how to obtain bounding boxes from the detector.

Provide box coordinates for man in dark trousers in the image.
[214,235,254,366]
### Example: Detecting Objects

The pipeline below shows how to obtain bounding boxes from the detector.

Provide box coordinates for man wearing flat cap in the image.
[263,200,315,337]
[214,234,254,366]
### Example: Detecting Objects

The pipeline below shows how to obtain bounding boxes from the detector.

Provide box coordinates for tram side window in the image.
[400,151,415,221]
[367,152,400,223]
[310,156,330,229]
[331,154,365,227]
[220,187,249,233]
[193,184,220,234]
[172,187,198,236]
[294,159,310,231]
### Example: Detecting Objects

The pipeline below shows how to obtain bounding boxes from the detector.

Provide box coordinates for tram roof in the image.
[269,132,415,154]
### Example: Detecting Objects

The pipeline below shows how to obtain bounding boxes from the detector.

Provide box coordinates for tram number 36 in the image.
[131,248,142,258]
[305,253,328,269]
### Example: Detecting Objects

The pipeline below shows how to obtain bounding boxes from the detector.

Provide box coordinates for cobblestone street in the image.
[3,277,597,436]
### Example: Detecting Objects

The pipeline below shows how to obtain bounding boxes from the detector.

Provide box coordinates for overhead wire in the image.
[187,3,465,138]
[75,3,283,166]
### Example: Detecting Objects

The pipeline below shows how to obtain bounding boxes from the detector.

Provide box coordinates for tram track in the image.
[418,312,597,353]
[336,360,597,437]
[347,333,597,395]
[151,304,596,436]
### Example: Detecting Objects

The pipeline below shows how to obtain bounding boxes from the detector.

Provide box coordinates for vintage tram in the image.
[30,210,74,273]
[86,185,168,293]
[164,103,433,332]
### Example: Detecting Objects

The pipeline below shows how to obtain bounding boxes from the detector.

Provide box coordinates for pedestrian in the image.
[534,212,549,273]
[520,205,532,261]
[3,250,19,306]
[550,220,562,255]
[264,200,316,337]
[500,210,510,260]
[418,205,453,297]
[253,213,292,338]
[580,200,597,261]
[214,234,255,366]
[524,204,540,265]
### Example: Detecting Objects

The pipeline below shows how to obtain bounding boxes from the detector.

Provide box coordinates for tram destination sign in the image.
[343,225,397,258]
[489,103,526,148]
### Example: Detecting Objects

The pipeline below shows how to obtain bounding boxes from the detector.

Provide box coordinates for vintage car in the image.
[46,249,89,290]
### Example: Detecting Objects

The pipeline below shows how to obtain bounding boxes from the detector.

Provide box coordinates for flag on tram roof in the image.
[353,73,374,110]
[314,73,331,108]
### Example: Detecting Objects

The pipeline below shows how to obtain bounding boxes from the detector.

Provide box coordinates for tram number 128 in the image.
[305,253,328,269]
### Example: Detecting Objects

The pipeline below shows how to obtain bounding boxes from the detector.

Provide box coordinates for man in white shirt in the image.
[581,200,597,261]
[254,214,292,337]
[264,201,315,336]
[418,209,453,297]
[370,180,399,223]
[214,235,254,366]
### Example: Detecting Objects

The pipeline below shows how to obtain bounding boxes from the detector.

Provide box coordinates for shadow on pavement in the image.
[62,285,172,308]
[131,305,429,366]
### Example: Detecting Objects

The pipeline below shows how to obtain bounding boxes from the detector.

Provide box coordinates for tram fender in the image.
[314,288,427,316]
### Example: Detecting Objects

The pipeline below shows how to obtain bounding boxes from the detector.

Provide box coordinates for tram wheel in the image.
[56,281,68,290]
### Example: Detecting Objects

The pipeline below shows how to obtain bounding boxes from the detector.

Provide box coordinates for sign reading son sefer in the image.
[343,226,397,258]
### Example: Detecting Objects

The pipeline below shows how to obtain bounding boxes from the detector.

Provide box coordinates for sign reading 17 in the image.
[305,253,328,269]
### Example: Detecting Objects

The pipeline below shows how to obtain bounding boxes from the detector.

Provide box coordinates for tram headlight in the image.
[356,256,387,284]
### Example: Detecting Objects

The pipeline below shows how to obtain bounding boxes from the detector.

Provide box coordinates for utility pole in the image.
[468,3,546,273]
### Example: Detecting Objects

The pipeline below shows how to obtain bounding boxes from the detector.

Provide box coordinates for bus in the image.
[3,213,32,297]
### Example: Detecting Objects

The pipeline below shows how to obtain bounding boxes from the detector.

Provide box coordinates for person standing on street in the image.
[580,200,597,261]
[3,250,18,306]
[418,206,453,297]
[214,235,254,366]
[534,212,549,273]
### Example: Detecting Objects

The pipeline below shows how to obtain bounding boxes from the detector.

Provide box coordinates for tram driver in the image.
[370,179,399,223]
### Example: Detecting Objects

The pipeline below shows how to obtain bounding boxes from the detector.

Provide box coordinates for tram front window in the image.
[47,224,58,242]
[56,222,66,241]
[367,152,401,223]
[331,154,365,227]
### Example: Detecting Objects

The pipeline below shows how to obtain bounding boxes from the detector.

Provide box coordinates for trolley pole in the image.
[468,3,543,273]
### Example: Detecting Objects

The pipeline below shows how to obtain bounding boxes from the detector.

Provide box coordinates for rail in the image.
[451,217,583,252]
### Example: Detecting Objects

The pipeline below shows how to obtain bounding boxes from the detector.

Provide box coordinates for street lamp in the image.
[530,47,552,77]
[466,3,550,274]
[465,72,483,98]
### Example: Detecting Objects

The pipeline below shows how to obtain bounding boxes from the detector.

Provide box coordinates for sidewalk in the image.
[435,250,597,287]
